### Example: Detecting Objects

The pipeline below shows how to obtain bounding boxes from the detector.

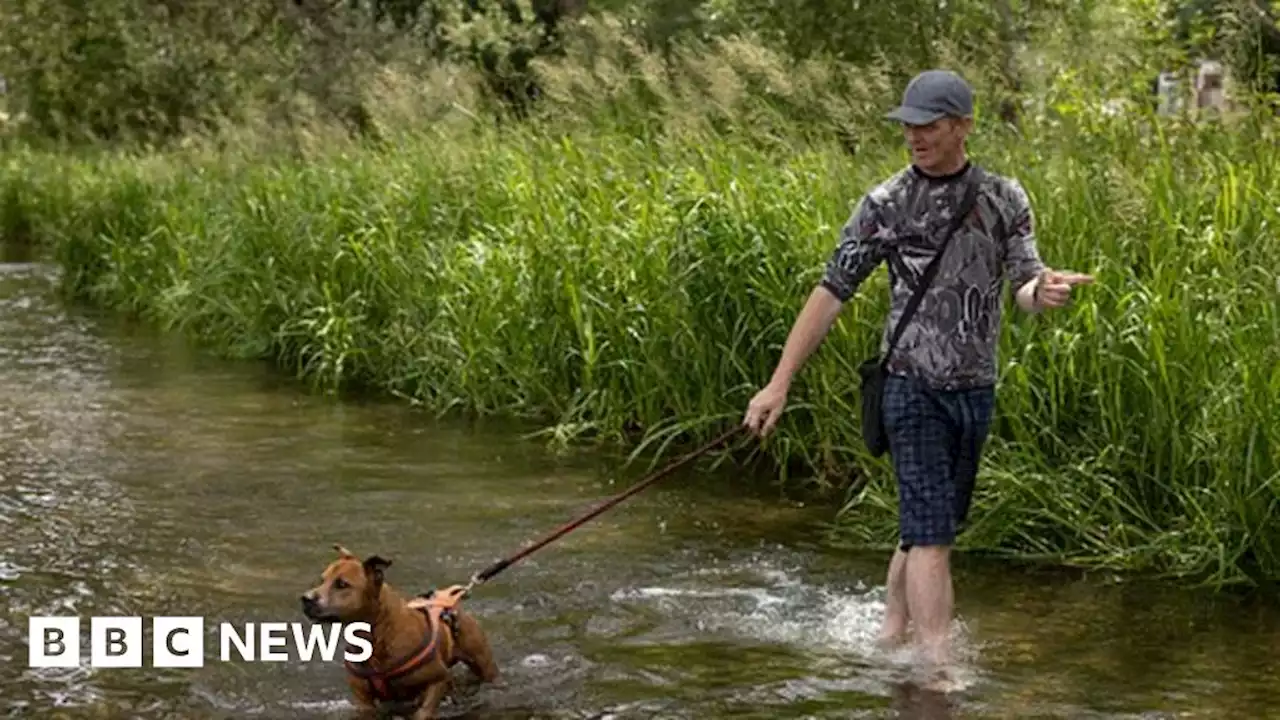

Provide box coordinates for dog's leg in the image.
[410,681,452,720]
[453,612,500,683]
[463,654,499,684]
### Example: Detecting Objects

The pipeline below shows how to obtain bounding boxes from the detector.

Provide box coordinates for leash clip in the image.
[461,573,481,598]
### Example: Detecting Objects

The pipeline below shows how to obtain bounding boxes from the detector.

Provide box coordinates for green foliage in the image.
[0,0,249,142]
[5,0,1274,145]
[4,71,1280,585]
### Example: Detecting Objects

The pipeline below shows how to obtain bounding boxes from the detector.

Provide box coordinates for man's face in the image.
[902,117,970,172]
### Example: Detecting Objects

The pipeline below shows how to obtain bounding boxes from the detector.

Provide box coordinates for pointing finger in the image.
[1043,269,1094,285]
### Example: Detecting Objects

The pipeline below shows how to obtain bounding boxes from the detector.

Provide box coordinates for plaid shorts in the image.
[883,373,996,550]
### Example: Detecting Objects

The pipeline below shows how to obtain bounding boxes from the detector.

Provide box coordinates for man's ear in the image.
[363,555,392,586]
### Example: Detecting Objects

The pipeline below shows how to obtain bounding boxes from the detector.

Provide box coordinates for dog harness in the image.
[342,585,464,704]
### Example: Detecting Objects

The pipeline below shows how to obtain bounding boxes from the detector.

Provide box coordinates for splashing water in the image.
[609,555,984,694]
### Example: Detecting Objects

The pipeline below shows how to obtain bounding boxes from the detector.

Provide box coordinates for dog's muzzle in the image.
[300,593,331,621]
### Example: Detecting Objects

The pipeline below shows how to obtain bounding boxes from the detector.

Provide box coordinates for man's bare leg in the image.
[904,544,954,673]
[876,546,911,648]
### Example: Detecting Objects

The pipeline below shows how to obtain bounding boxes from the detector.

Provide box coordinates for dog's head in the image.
[300,544,392,623]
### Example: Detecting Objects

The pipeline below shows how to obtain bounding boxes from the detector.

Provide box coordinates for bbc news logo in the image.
[28,616,372,668]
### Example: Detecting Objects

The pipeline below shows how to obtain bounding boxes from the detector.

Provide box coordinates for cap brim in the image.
[885,106,945,125]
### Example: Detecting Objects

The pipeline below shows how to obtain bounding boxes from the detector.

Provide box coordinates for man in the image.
[741,69,1092,681]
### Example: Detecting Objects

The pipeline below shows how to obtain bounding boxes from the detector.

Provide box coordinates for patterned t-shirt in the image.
[820,162,1046,390]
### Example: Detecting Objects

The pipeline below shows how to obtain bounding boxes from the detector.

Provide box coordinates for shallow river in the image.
[3,260,1280,719]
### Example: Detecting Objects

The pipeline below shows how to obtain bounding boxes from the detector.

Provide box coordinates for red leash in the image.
[462,425,744,593]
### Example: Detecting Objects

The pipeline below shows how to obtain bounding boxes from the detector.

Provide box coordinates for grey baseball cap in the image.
[885,69,974,125]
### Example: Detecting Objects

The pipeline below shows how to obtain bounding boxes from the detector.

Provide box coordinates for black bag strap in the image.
[881,166,984,366]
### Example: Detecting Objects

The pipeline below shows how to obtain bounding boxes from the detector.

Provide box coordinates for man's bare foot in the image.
[921,667,962,694]
[914,639,961,692]
[918,649,963,694]
[875,628,909,650]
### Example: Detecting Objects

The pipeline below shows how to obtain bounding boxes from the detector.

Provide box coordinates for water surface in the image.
[2,261,1278,719]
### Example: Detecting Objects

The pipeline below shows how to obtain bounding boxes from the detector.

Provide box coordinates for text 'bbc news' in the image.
[28,616,372,668]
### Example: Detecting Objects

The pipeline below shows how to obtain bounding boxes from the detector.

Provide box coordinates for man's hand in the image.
[1034,268,1094,309]
[743,381,789,438]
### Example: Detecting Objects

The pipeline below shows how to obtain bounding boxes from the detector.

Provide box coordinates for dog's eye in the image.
[333,578,348,590]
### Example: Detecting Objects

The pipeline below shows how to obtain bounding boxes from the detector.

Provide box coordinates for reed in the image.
[1,23,1277,587]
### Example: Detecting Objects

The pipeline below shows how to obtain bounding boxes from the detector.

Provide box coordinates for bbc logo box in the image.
[29,616,205,668]
[29,615,371,668]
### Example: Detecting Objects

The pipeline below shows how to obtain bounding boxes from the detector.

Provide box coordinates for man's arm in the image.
[765,285,845,391]
[1003,179,1048,313]
[767,194,892,390]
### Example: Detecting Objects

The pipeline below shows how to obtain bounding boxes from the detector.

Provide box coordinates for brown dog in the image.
[300,545,499,718]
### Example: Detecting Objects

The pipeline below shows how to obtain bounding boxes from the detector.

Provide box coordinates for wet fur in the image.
[300,545,499,718]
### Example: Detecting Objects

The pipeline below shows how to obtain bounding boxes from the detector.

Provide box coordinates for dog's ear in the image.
[363,555,392,585]
[333,544,356,559]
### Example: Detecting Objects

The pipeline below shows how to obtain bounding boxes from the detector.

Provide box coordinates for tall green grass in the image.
[1,33,1278,587]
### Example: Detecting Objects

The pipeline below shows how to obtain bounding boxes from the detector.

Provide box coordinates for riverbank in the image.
[2,85,1278,586]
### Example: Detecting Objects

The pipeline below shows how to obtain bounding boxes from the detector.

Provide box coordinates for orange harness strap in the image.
[342,585,466,702]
